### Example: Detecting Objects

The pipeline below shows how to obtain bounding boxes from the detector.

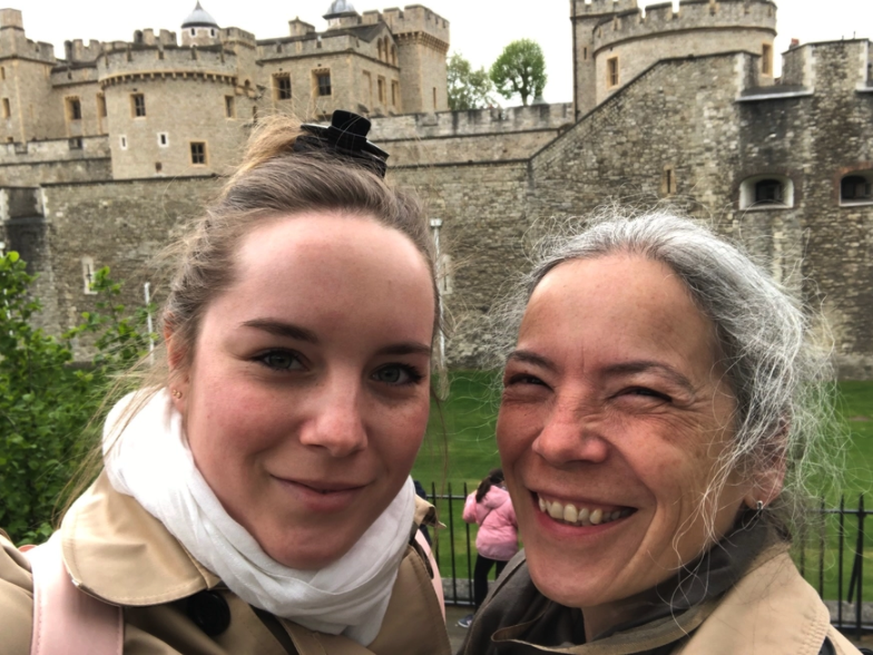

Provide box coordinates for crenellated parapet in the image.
[98,43,238,87]
[572,0,638,18]
[0,9,54,62]
[257,30,363,61]
[381,5,449,50]
[591,0,776,54]
[63,39,104,64]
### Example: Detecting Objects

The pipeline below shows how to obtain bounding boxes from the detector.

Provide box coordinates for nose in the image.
[298,373,368,458]
[531,399,609,467]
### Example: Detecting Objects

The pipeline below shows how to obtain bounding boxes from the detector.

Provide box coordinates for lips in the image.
[536,493,634,527]
[273,476,368,512]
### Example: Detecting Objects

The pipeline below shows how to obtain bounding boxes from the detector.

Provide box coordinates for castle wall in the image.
[0,135,111,185]
[36,177,220,344]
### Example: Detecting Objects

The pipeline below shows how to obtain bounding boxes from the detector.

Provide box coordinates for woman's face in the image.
[497,254,754,632]
[171,212,435,570]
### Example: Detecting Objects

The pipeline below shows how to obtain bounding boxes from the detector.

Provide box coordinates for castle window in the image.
[762,43,773,76]
[316,72,332,96]
[433,87,437,109]
[607,57,619,88]
[210,29,216,37]
[225,95,235,118]
[739,174,794,209]
[120,135,128,150]
[1,66,5,80]
[190,141,207,165]
[378,77,385,103]
[840,173,873,204]
[68,137,83,150]
[661,165,677,196]
[276,43,282,53]
[131,93,146,118]
[2,98,9,119]
[378,39,384,61]
[583,47,588,61]
[392,81,399,107]
[66,96,82,121]
[391,45,397,66]
[363,71,373,105]
[97,93,107,118]
[81,257,97,294]
[157,132,169,147]
[274,74,292,100]
[155,162,162,174]
[190,28,196,36]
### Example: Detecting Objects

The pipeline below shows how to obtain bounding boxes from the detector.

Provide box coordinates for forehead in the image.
[521,254,719,371]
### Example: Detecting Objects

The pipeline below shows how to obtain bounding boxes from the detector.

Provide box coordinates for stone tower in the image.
[572,0,777,118]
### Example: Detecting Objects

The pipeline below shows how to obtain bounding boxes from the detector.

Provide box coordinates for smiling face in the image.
[497,254,755,636]
[170,211,435,570]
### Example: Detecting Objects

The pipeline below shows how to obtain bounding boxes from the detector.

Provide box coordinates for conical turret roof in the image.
[182,2,218,28]
[325,0,358,18]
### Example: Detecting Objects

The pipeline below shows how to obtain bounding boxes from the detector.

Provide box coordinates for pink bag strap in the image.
[25,533,123,655]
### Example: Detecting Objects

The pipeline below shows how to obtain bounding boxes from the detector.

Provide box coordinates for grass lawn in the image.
[414,373,873,601]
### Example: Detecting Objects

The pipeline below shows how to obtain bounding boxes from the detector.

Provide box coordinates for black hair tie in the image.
[293,110,389,178]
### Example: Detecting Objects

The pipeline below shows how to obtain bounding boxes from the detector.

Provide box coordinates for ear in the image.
[164,325,189,414]
[743,452,786,510]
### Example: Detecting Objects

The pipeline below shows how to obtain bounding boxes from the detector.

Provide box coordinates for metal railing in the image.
[423,483,871,637]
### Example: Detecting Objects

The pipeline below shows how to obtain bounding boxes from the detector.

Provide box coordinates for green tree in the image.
[0,254,155,542]
[489,39,547,106]
[447,52,496,110]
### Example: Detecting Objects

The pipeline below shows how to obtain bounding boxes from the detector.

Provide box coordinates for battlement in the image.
[590,0,776,52]
[64,39,103,63]
[99,43,238,82]
[572,0,638,18]
[258,29,365,61]
[287,19,315,38]
[0,17,54,62]
[133,29,178,47]
[380,5,449,44]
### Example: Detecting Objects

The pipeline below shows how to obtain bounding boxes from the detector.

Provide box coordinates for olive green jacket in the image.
[0,473,451,655]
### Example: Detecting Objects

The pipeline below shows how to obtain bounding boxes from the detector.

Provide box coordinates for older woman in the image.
[459,213,863,655]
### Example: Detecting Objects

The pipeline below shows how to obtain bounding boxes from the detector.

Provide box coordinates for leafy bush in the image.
[0,253,154,543]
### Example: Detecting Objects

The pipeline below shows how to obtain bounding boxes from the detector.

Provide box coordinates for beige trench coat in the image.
[0,473,451,655]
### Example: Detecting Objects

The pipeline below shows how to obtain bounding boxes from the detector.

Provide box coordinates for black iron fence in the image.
[423,483,871,637]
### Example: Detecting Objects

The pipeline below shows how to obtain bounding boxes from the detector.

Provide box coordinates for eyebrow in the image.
[505,349,558,373]
[239,319,319,343]
[240,318,431,357]
[506,351,696,393]
[602,361,696,393]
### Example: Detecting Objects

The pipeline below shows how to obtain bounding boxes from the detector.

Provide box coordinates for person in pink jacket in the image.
[458,468,518,628]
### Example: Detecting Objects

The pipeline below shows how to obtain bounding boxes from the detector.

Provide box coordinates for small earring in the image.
[172,388,182,399]
[756,500,764,511]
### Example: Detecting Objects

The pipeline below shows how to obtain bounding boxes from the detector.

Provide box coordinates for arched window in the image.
[391,45,397,65]
[840,173,873,204]
[739,174,794,209]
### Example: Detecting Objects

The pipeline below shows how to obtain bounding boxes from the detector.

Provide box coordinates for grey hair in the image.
[495,210,838,540]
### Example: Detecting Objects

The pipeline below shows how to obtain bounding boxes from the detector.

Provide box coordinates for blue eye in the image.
[257,350,304,371]
[372,364,423,385]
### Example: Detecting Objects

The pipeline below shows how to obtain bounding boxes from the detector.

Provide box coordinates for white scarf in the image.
[102,389,415,646]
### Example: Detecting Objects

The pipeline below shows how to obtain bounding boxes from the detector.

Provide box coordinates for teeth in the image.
[536,495,630,527]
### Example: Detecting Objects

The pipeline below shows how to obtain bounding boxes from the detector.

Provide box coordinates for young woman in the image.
[0,111,451,655]
[457,468,517,628]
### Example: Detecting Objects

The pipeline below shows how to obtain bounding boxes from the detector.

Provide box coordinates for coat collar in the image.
[60,472,220,605]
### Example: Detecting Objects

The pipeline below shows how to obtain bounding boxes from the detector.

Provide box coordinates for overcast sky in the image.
[16,0,873,104]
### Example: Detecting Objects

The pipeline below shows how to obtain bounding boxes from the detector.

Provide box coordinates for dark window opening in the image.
[68,97,82,120]
[755,179,783,204]
[190,141,206,165]
[132,93,146,117]
[275,74,291,100]
[68,137,83,150]
[225,95,235,118]
[841,175,872,201]
[316,72,331,96]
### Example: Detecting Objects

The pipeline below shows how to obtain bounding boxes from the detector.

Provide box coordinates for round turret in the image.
[325,0,360,29]
[181,2,220,46]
